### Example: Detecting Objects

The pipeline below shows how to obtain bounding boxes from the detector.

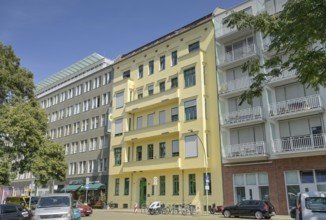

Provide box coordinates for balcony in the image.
[219,45,258,70]
[219,76,253,98]
[222,106,265,128]
[215,26,252,44]
[269,95,324,120]
[273,133,326,155]
[122,157,181,173]
[224,141,269,162]
[125,87,179,113]
[268,69,297,87]
[124,121,179,143]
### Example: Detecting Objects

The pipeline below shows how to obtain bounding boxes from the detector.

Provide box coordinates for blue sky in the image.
[0,0,244,84]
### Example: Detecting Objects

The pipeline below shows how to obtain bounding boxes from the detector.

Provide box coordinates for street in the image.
[87,209,293,220]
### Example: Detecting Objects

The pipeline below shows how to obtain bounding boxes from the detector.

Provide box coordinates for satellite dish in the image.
[108,113,113,122]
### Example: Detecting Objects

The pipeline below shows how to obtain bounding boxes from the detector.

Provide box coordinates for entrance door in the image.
[246,186,259,200]
[139,178,147,206]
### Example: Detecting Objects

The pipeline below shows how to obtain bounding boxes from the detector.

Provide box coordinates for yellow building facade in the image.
[109,14,222,211]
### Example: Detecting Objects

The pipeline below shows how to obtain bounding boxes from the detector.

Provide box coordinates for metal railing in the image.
[219,76,254,94]
[269,69,297,82]
[273,133,326,153]
[223,45,256,64]
[225,141,266,159]
[224,106,263,125]
[269,94,322,116]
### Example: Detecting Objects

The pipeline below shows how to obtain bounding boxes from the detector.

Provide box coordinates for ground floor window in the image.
[233,172,269,203]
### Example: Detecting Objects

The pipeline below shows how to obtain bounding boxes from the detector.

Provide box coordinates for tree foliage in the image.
[0,42,67,185]
[223,0,326,104]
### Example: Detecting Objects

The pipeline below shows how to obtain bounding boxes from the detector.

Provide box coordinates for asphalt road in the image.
[87,209,293,220]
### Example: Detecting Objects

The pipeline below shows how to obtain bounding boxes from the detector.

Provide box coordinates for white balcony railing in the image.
[269,69,297,82]
[269,94,322,117]
[273,133,326,153]
[219,76,254,94]
[223,45,256,64]
[224,106,263,125]
[225,141,267,159]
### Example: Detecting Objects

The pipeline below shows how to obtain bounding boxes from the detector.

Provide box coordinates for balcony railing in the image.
[223,45,256,64]
[273,133,326,153]
[223,106,263,125]
[219,76,253,94]
[269,69,297,82]
[224,141,267,159]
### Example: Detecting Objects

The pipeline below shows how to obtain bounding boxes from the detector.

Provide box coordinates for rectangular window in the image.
[172,140,179,157]
[185,135,198,157]
[159,81,165,92]
[148,85,154,96]
[149,60,154,75]
[173,175,179,195]
[116,91,124,109]
[160,176,166,195]
[147,113,154,127]
[189,41,199,53]
[115,118,123,136]
[159,110,165,124]
[138,65,143,79]
[189,174,196,195]
[171,51,177,66]
[115,178,120,196]
[124,178,130,195]
[123,70,130,79]
[203,173,212,195]
[159,142,166,158]
[160,55,165,70]
[171,107,178,121]
[184,67,196,88]
[114,148,122,165]
[171,77,178,88]
[185,99,197,121]
[136,146,142,161]
[147,144,154,160]
[137,116,143,129]
[137,89,143,99]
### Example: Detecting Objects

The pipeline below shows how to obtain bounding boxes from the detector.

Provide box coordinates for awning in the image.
[81,183,106,191]
[61,184,82,192]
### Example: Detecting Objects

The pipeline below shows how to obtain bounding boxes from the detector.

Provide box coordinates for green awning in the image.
[81,183,105,191]
[61,184,82,192]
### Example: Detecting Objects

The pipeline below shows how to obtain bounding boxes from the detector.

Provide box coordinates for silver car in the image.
[32,193,73,220]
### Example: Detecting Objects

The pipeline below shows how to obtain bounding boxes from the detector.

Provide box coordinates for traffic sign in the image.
[153,176,158,185]
[205,174,210,183]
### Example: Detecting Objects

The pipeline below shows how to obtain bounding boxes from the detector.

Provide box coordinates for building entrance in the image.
[139,178,147,206]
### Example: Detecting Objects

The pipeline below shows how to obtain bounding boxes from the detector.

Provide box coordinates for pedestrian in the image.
[134,202,138,214]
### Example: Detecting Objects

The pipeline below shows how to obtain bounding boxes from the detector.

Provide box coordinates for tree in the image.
[0,42,67,185]
[223,0,326,104]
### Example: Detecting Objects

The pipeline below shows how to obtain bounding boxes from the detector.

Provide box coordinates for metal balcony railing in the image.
[224,141,266,159]
[219,76,253,94]
[269,94,322,117]
[273,133,326,153]
[223,45,256,64]
[269,69,297,82]
[224,106,263,125]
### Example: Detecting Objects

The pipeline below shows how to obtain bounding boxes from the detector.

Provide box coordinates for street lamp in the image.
[188,129,209,214]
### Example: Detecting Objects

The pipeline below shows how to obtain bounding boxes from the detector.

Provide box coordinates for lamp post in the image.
[188,129,209,214]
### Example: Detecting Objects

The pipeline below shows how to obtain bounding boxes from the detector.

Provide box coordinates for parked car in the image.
[74,200,93,216]
[5,196,39,211]
[0,204,31,220]
[72,207,81,220]
[32,193,73,220]
[292,191,326,220]
[148,201,162,215]
[222,200,276,219]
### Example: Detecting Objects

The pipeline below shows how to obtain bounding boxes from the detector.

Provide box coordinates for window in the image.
[203,173,212,195]
[185,99,197,121]
[148,85,154,96]
[160,55,165,70]
[171,77,178,88]
[116,91,124,109]
[159,81,165,92]
[114,148,122,165]
[115,178,120,195]
[172,140,179,157]
[189,41,199,53]
[184,67,196,88]
[159,110,165,124]
[123,70,130,79]
[147,113,154,127]
[137,89,143,99]
[171,51,177,66]
[189,174,196,195]
[147,144,154,160]
[137,116,143,129]
[124,178,130,195]
[115,118,123,136]
[159,142,166,158]
[149,60,154,75]
[138,65,143,78]
[185,135,198,158]
[171,107,178,121]
[173,175,179,195]
[136,146,142,161]
[160,176,166,195]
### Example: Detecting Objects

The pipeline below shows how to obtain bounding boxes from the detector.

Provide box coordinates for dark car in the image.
[74,200,93,216]
[222,200,276,219]
[0,204,31,220]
